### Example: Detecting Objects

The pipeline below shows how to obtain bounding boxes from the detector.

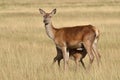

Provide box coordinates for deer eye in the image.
[49,16,52,18]
[43,15,46,18]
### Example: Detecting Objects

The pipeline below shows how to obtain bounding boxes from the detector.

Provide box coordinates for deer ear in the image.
[51,8,57,16]
[39,8,46,16]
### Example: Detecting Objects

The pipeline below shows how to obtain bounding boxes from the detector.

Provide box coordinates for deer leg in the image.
[53,56,57,64]
[75,57,80,71]
[53,55,63,67]
[92,37,101,66]
[93,44,101,59]
[83,41,94,70]
[57,58,62,67]
[61,46,69,70]
[80,59,86,69]
[53,47,63,67]
[92,44,101,66]
[56,47,63,67]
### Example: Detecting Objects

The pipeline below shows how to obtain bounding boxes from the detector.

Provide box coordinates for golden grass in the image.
[0,0,120,80]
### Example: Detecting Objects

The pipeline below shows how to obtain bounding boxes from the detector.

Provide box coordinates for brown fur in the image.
[39,8,101,70]
[53,44,87,69]
[54,25,96,48]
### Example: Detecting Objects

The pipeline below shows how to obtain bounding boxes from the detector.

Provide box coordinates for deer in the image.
[53,43,87,69]
[39,8,101,70]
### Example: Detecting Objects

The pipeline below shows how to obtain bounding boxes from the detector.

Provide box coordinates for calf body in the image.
[53,44,87,69]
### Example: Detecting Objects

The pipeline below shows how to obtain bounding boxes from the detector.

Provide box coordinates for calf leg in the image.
[53,47,63,67]
[80,59,86,69]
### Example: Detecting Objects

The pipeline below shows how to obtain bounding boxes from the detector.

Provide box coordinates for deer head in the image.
[39,9,56,25]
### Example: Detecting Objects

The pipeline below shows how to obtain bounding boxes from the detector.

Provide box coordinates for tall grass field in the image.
[0,0,120,80]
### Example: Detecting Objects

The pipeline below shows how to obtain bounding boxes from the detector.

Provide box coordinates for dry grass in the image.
[0,0,120,80]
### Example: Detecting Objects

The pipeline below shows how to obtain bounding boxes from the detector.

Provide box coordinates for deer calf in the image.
[53,43,87,69]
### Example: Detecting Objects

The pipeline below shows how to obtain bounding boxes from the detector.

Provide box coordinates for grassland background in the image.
[0,0,120,80]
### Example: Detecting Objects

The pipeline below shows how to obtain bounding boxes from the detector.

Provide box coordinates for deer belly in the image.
[67,42,83,49]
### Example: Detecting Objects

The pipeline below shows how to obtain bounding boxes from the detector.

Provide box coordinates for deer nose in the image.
[43,20,47,23]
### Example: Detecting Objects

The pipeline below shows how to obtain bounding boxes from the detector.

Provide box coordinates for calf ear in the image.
[39,8,46,16]
[50,8,57,16]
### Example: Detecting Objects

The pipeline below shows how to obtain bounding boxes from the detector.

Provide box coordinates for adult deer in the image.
[39,8,101,70]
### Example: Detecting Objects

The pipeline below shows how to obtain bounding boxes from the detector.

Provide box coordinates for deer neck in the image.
[44,22,56,40]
